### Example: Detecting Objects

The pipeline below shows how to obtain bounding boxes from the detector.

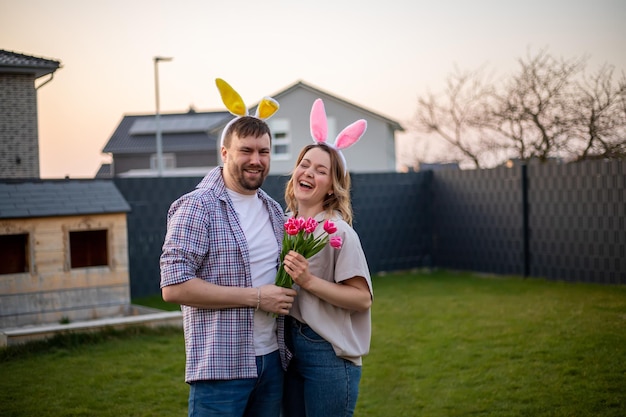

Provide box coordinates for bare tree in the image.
[488,48,586,162]
[413,66,495,169]
[569,64,626,161]
[410,47,626,168]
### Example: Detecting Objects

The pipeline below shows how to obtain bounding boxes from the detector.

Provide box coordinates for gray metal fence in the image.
[527,161,625,284]
[115,159,625,298]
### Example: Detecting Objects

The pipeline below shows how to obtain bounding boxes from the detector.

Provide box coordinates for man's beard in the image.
[230,163,266,191]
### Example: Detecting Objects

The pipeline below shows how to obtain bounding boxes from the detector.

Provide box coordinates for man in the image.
[160,115,297,417]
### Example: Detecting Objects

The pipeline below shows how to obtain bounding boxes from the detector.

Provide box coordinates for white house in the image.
[99,80,404,177]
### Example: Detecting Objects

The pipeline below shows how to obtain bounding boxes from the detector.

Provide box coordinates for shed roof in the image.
[0,180,131,219]
[0,49,61,78]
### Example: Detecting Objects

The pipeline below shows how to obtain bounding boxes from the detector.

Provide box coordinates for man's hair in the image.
[223,116,272,148]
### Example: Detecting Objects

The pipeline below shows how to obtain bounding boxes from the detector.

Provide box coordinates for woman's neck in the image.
[295,203,325,220]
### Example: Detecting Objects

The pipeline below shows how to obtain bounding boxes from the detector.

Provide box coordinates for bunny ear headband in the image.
[215,78,280,147]
[310,98,367,175]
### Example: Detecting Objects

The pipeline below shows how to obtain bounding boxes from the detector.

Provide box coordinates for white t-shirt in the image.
[227,189,279,355]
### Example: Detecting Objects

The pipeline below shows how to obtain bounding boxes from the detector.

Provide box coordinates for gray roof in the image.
[95,163,112,179]
[0,180,131,219]
[102,110,230,154]
[0,49,61,78]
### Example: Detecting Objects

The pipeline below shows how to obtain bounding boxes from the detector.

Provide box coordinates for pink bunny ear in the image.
[333,120,367,150]
[310,98,328,143]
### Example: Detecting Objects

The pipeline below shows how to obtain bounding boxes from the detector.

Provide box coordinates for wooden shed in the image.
[0,179,133,330]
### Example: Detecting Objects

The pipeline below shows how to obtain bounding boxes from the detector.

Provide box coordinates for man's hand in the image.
[259,284,297,315]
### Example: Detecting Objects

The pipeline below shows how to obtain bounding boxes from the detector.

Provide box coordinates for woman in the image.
[281,99,373,417]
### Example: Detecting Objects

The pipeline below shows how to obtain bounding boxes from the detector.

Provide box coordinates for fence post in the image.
[521,164,530,277]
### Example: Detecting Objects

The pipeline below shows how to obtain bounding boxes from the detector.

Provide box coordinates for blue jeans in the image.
[283,317,362,417]
[188,350,283,417]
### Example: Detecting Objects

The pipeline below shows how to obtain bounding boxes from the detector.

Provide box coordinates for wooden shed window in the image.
[0,233,29,274]
[70,230,109,268]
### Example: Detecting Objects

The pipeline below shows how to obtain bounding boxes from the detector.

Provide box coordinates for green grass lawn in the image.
[1,270,625,416]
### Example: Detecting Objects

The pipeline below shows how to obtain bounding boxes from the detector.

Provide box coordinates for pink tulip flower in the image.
[323,220,338,234]
[330,236,342,249]
[304,217,318,234]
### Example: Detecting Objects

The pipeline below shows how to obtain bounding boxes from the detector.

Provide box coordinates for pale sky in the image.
[1,0,624,178]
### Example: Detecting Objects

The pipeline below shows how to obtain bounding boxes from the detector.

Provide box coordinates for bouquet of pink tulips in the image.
[274,216,342,288]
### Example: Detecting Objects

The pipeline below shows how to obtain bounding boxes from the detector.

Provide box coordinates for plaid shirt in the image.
[160,167,286,383]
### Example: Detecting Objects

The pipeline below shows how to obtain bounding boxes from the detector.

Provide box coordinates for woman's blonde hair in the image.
[284,143,353,225]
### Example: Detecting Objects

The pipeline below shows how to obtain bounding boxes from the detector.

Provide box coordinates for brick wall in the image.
[0,74,40,179]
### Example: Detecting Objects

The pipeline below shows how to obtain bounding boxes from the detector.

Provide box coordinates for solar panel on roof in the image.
[129,115,219,135]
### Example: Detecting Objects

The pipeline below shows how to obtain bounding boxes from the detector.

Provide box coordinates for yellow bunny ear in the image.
[255,97,280,120]
[215,78,247,116]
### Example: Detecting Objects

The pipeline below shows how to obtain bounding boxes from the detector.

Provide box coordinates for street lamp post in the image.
[154,56,173,176]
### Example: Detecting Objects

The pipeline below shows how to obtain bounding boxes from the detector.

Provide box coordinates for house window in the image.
[0,233,29,274]
[150,153,176,170]
[270,119,291,160]
[327,117,337,142]
[69,230,109,268]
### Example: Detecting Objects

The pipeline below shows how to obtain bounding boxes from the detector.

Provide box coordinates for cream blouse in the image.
[288,211,373,365]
